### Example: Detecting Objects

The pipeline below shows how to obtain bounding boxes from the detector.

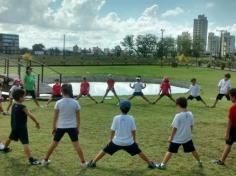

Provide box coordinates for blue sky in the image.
[0,0,235,48]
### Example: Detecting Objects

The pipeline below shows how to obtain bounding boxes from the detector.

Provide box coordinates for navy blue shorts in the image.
[26,90,36,99]
[9,128,29,144]
[168,140,195,153]
[133,92,144,96]
[54,128,79,142]
[226,127,236,145]
[187,95,202,101]
[216,94,230,101]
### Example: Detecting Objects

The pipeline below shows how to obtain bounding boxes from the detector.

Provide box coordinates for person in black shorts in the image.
[157,97,202,170]
[0,89,41,165]
[87,100,156,169]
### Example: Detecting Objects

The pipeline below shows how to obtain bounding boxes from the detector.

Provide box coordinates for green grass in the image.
[0,66,236,176]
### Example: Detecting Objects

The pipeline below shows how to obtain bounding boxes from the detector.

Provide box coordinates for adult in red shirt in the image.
[77,77,98,104]
[153,76,175,104]
[213,88,236,165]
[101,74,120,104]
[46,79,62,107]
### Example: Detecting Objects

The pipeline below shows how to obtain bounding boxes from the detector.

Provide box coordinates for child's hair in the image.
[12,89,25,101]
[229,88,236,98]
[26,66,32,75]
[83,77,87,81]
[176,97,188,108]
[191,78,196,82]
[61,84,73,97]
[225,73,231,79]
[120,100,131,114]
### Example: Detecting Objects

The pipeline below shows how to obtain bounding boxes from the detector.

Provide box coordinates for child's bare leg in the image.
[77,93,82,100]
[34,99,40,107]
[44,141,59,160]
[168,95,176,103]
[138,152,152,164]
[192,151,201,161]
[112,90,120,102]
[4,139,11,148]
[92,151,106,163]
[0,103,4,113]
[211,99,218,108]
[46,97,53,106]
[161,152,173,165]
[154,96,163,104]
[219,144,232,163]
[101,90,109,102]
[128,95,135,101]
[23,144,32,159]
[200,100,208,107]
[6,99,13,112]
[87,94,98,103]
[141,95,151,104]
[72,141,86,163]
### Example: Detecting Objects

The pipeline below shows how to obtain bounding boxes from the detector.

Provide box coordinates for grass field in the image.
[0,66,236,176]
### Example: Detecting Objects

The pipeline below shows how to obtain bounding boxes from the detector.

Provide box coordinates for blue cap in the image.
[120,100,131,110]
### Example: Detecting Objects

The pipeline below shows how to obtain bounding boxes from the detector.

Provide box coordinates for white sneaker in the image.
[0,143,5,150]
[80,161,88,169]
[41,159,50,166]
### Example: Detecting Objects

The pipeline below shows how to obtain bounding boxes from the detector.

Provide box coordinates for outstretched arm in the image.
[168,127,177,142]
[52,109,59,134]
[225,120,232,140]
[110,130,115,142]
[23,108,40,129]
[132,130,136,143]
[76,110,80,130]
[130,83,134,88]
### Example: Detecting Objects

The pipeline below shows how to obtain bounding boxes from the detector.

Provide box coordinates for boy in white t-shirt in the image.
[87,100,156,169]
[211,73,231,108]
[41,84,87,168]
[128,76,152,104]
[157,97,202,170]
[186,78,208,107]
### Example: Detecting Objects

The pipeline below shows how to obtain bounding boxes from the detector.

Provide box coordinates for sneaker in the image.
[156,163,167,170]
[0,143,5,150]
[2,112,8,115]
[212,160,225,166]
[1,147,12,153]
[87,160,96,168]
[148,161,157,169]
[197,160,203,167]
[100,101,104,104]
[80,161,89,168]
[29,158,41,165]
[41,159,50,166]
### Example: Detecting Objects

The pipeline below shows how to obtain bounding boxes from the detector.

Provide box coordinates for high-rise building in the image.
[221,32,236,56]
[193,15,208,53]
[208,32,220,56]
[0,33,19,54]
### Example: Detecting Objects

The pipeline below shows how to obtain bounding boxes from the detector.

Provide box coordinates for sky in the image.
[0,0,235,49]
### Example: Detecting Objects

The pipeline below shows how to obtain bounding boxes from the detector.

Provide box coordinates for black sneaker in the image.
[1,147,12,153]
[212,160,225,166]
[148,161,157,169]
[87,160,96,168]
[29,158,41,165]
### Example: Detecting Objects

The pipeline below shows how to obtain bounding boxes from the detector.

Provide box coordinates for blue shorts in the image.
[133,92,144,96]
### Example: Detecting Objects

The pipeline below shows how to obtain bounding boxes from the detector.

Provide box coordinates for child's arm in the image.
[129,83,134,88]
[23,108,40,129]
[168,127,177,142]
[76,110,80,131]
[143,83,146,89]
[132,130,136,143]
[225,119,232,140]
[110,130,115,142]
[52,109,59,134]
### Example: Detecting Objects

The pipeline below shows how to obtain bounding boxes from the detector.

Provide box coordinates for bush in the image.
[221,63,225,70]
[171,62,178,67]
[207,62,211,68]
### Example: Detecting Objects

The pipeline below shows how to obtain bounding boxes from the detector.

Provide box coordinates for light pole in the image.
[216,29,226,59]
[161,29,165,66]
[63,34,66,60]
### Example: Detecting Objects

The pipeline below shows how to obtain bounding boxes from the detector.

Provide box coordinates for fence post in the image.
[6,59,9,78]
[18,57,21,79]
[4,58,7,74]
[37,74,40,98]
[41,65,44,83]
[59,74,62,85]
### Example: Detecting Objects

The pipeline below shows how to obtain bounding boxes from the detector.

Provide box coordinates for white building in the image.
[208,32,220,56]
[221,32,236,56]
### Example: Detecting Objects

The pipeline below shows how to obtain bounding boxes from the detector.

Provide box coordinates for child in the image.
[128,76,151,104]
[86,100,156,169]
[6,79,22,113]
[186,78,208,107]
[212,88,236,165]
[0,89,41,165]
[211,73,231,108]
[46,79,62,107]
[157,97,202,170]
[77,77,98,104]
[100,74,120,104]
[24,66,40,107]
[153,76,175,104]
[41,84,87,167]
[0,83,7,115]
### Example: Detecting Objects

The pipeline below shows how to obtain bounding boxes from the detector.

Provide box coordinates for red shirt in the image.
[52,84,61,96]
[107,79,115,89]
[228,103,236,127]
[160,82,171,95]
[80,81,90,94]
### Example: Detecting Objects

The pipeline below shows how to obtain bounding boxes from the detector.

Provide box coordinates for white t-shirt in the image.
[111,115,136,146]
[54,98,80,128]
[189,84,200,97]
[132,82,145,92]
[218,79,231,94]
[171,111,194,144]
[9,85,21,98]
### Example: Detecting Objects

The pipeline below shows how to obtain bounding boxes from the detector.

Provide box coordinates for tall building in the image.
[193,15,208,53]
[221,32,236,56]
[0,33,19,54]
[208,32,220,56]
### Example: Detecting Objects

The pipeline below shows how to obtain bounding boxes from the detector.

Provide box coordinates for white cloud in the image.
[206,2,215,9]
[161,7,184,18]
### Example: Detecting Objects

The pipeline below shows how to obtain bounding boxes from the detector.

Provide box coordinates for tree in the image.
[121,35,137,56]
[20,47,31,54]
[177,36,192,56]
[192,37,203,66]
[114,45,122,57]
[32,43,45,51]
[135,34,157,57]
